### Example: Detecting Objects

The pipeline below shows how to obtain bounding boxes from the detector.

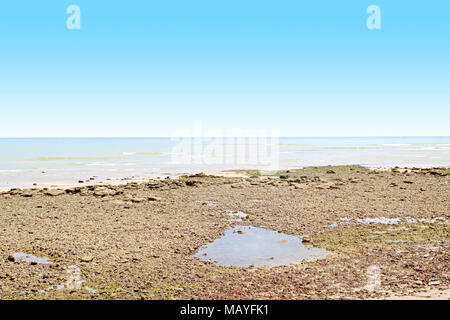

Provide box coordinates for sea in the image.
[0,137,449,189]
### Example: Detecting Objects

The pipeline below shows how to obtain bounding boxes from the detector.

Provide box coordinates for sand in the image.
[0,166,448,300]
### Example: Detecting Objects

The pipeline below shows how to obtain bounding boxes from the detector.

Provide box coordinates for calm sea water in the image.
[0,137,449,189]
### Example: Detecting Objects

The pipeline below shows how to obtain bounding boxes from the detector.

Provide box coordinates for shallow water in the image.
[10,252,52,265]
[330,216,447,227]
[194,226,330,267]
[1,137,449,189]
[226,210,248,222]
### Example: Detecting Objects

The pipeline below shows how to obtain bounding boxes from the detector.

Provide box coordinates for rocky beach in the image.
[0,166,449,300]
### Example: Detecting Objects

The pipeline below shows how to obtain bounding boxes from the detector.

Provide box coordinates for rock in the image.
[44,189,65,196]
[147,196,161,201]
[185,180,201,187]
[8,189,23,196]
[294,184,307,190]
[302,237,311,244]
[65,187,82,194]
[93,187,117,197]
[326,170,336,174]
[80,256,94,263]
[7,255,15,262]
[230,184,244,189]
[403,181,414,184]
[316,183,334,190]
[129,197,146,203]
[428,280,441,286]
[279,175,288,180]
[147,182,162,189]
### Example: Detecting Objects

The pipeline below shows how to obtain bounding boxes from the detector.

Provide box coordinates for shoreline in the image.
[1,165,448,300]
[1,165,449,193]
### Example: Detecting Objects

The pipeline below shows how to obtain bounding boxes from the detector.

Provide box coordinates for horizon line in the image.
[0,136,449,139]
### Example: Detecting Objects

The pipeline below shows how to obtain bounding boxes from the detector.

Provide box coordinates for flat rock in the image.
[44,189,65,196]
[93,187,117,197]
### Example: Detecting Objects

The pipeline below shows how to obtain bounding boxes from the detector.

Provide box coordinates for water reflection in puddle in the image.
[195,226,330,267]
[10,252,52,265]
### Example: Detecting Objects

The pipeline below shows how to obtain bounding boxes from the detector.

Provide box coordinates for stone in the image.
[302,237,311,244]
[44,189,65,196]
[7,255,15,262]
[129,197,146,203]
[185,180,201,187]
[147,196,161,201]
[80,256,94,263]
[8,189,23,196]
[65,187,82,194]
[93,187,117,197]
[316,183,334,190]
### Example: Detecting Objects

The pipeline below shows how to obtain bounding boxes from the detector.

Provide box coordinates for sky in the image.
[0,1,449,137]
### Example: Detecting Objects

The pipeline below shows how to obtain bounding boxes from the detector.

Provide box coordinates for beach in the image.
[0,165,448,300]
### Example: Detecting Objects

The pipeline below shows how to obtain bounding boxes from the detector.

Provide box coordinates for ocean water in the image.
[0,137,449,189]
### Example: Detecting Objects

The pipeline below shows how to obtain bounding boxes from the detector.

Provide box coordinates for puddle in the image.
[194,226,330,267]
[357,217,401,225]
[10,253,52,265]
[39,265,97,294]
[226,210,248,222]
[330,216,447,228]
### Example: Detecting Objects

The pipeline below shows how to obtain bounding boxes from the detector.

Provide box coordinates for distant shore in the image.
[1,136,450,191]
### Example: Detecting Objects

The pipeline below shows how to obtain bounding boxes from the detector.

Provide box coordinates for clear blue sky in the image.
[0,1,449,137]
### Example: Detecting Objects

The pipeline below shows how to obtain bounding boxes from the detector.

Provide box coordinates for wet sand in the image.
[0,166,448,300]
